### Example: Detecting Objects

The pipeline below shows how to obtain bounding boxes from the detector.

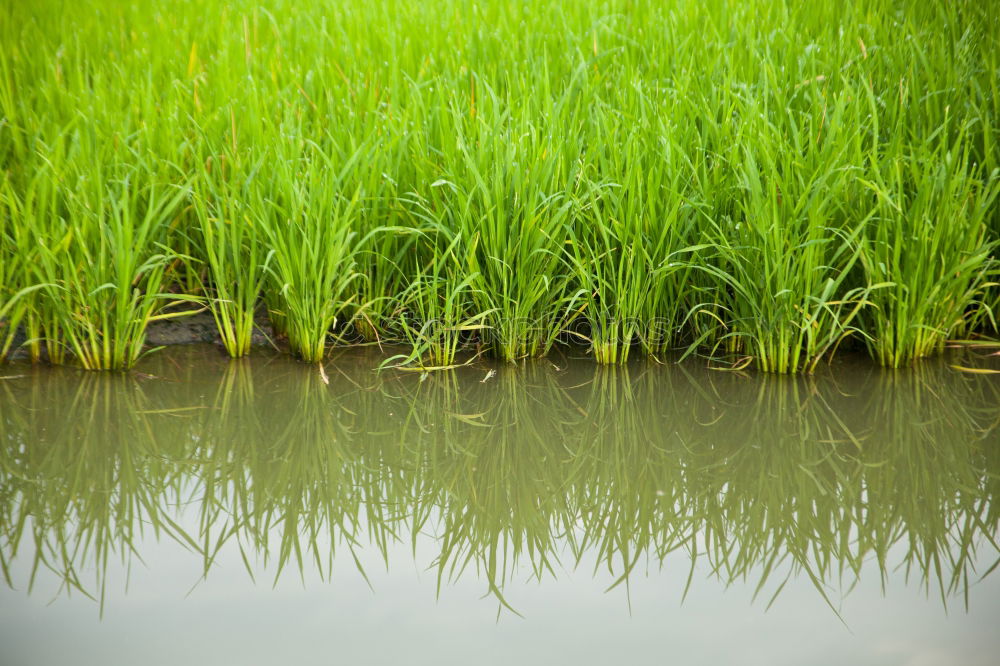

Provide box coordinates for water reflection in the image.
[1,349,998,613]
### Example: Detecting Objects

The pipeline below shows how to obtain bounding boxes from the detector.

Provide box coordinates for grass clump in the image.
[690,98,874,373]
[256,143,363,363]
[858,138,1000,367]
[186,154,273,358]
[4,156,190,369]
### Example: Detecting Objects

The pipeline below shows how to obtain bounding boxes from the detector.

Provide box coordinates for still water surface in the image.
[1,346,999,665]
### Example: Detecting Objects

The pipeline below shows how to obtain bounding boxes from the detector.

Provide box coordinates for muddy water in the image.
[1,346,999,665]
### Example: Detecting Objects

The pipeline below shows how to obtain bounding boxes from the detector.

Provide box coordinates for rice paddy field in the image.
[2,0,999,371]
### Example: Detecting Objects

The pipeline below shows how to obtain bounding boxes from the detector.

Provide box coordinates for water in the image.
[1,345,999,665]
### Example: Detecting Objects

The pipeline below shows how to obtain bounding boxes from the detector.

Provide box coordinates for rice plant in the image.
[689,98,875,373]
[858,135,999,367]
[254,141,364,363]
[388,231,492,368]
[429,87,586,361]
[566,114,705,363]
[188,166,272,358]
[5,150,192,369]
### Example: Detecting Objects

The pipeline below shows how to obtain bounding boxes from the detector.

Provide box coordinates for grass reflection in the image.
[1,354,998,613]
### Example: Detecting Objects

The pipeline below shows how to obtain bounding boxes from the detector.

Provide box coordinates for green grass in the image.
[1,0,998,370]
[858,138,999,366]
[187,158,273,358]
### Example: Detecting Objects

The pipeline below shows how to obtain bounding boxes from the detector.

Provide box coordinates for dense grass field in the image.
[1,0,998,370]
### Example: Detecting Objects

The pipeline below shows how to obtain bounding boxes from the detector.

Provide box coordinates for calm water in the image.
[1,346,999,665]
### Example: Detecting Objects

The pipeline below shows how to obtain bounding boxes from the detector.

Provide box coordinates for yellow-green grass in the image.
[1,0,997,370]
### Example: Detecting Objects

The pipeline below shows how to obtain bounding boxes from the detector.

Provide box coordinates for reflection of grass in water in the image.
[192,361,400,585]
[0,372,195,613]
[1,357,999,615]
[853,364,1000,608]
[404,367,580,611]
